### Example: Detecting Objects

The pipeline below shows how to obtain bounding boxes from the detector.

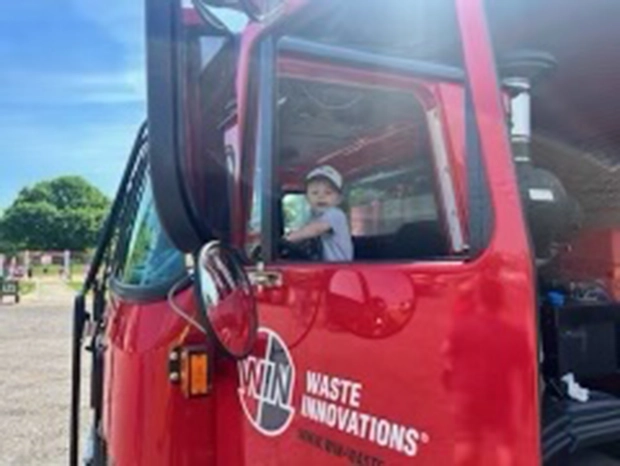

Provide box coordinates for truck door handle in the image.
[248,269,283,288]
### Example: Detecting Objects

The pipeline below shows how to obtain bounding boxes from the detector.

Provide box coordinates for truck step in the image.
[543,390,620,463]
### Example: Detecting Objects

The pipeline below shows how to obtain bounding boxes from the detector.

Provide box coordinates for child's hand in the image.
[285,221,331,243]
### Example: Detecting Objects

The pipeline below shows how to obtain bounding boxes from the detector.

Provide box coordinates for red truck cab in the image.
[70,1,620,465]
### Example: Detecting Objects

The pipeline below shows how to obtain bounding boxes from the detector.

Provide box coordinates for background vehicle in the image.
[71,0,620,464]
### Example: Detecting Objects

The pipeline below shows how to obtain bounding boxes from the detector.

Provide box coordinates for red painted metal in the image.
[103,290,216,465]
[103,0,542,464]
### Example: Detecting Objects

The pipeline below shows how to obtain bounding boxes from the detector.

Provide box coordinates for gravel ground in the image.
[0,280,90,465]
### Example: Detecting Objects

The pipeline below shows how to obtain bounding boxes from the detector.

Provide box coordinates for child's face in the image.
[306,179,341,211]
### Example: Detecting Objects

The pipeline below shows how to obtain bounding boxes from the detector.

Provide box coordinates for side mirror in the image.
[194,242,258,359]
[146,0,237,253]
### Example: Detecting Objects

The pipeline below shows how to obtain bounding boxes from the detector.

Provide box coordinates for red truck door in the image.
[218,3,542,463]
[144,1,543,465]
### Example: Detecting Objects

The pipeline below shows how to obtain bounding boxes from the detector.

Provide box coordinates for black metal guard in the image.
[70,294,86,466]
[69,122,148,466]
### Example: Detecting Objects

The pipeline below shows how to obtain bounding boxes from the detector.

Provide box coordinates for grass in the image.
[67,278,95,298]
[0,279,37,297]
[30,263,86,278]
[19,281,37,296]
[2,277,83,298]
[67,280,84,293]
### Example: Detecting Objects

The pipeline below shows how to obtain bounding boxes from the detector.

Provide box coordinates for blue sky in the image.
[0,0,145,209]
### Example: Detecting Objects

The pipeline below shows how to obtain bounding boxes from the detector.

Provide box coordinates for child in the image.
[284,165,353,262]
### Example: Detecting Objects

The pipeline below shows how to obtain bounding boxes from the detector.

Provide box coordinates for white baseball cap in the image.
[305,165,343,191]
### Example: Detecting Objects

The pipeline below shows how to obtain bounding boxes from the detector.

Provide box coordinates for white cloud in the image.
[70,2,146,101]
[0,67,145,105]
[71,0,144,58]
[0,1,148,207]
[0,2,147,106]
[61,68,146,104]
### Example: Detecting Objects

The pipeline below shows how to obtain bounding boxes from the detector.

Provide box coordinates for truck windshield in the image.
[119,177,186,287]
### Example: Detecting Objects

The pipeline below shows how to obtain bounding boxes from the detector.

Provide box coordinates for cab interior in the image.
[274,74,455,262]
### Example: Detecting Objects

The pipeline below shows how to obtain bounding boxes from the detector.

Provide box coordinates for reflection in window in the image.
[282,193,311,233]
[348,168,438,237]
[245,163,263,259]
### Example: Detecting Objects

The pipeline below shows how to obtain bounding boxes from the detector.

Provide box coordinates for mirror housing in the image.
[194,242,258,359]
[146,0,237,253]
[146,0,205,252]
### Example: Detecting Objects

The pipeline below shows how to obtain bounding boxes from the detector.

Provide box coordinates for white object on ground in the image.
[561,373,590,402]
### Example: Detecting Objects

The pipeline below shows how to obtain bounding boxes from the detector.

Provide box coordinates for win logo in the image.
[238,328,295,436]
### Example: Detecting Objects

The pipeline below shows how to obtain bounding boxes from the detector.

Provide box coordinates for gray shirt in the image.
[312,207,354,262]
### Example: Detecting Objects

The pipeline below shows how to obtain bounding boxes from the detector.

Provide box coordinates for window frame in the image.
[246,35,476,265]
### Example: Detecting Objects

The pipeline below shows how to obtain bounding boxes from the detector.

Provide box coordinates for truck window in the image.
[281,171,439,238]
[244,0,486,263]
[117,177,185,287]
[276,79,452,261]
[348,169,439,237]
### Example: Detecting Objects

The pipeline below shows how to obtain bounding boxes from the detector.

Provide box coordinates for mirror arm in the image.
[192,0,235,35]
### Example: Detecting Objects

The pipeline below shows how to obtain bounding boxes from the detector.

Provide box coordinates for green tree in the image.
[1,176,110,251]
[0,218,19,255]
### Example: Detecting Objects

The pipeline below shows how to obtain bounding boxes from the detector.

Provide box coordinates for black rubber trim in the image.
[465,86,494,257]
[109,270,192,303]
[257,38,277,262]
[146,0,205,253]
[70,294,86,466]
[278,36,465,83]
